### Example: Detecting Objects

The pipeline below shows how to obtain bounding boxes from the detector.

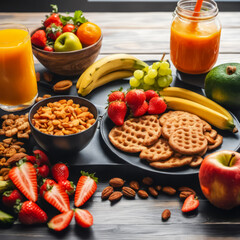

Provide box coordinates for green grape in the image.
[157,76,168,88]
[134,70,144,80]
[158,68,168,76]
[144,75,155,85]
[160,61,170,70]
[152,62,161,70]
[130,77,140,88]
[148,69,157,79]
[143,83,152,91]
[166,75,173,85]
[165,68,172,75]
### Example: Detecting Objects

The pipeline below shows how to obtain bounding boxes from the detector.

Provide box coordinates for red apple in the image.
[199,150,240,210]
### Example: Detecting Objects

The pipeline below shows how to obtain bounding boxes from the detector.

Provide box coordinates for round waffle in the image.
[169,127,208,155]
[139,138,174,162]
[108,115,161,153]
[159,111,194,126]
[149,155,193,169]
[162,115,204,139]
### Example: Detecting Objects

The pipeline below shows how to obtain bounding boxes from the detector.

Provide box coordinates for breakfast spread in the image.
[32,99,96,135]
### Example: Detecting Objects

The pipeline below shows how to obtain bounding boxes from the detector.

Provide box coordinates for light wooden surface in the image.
[0,12,240,240]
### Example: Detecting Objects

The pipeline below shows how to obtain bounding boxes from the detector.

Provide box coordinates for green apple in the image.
[54,32,82,52]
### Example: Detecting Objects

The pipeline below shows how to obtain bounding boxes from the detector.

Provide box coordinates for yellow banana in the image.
[160,87,233,122]
[164,96,237,133]
[76,54,148,96]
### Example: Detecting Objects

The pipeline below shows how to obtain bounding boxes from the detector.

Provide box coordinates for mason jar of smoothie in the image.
[170,0,221,74]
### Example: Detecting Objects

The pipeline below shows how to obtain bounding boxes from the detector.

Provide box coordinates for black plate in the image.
[100,111,240,176]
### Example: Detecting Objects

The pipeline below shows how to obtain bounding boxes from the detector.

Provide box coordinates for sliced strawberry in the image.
[17,201,48,225]
[44,183,70,213]
[48,210,73,231]
[9,161,38,202]
[74,171,98,207]
[182,194,199,213]
[75,209,93,228]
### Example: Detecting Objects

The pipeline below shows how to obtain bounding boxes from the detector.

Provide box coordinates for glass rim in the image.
[0,23,29,45]
[176,0,219,20]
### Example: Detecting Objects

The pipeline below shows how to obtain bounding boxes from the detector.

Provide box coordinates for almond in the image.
[43,71,53,82]
[142,177,153,186]
[178,186,196,196]
[109,178,124,188]
[101,186,114,200]
[148,187,158,197]
[108,191,123,202]
[6,153,27,165]
[53,80,73,93]
[162,186,176,195]
[162,209,171,221]
[154,185,162,192]
[179,191,194,200]
[129,180,140,191]
[122,187,136,198]
[36,72,40,82]
[138,190,148,199]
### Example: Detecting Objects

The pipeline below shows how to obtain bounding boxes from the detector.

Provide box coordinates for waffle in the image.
[108,115,161,153]
[169,127,208,155]
[139,138,174,162]
[149,155,193,169]
[208,134,223,150]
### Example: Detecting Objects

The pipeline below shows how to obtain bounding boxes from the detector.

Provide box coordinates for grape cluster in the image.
[130,61,173,90]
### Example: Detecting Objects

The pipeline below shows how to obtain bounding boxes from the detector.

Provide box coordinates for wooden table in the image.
[1,12,240,239]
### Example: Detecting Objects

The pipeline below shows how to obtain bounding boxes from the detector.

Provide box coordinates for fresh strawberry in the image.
[2,189,23,208]
[59,180,75,196]
[44,183,70,212]
[17,201,48,225]
[8,160,38,202]
[44,46,54,52]
[34,150,50,166]
[182,194,199,213]
[145,90,159,102]
[46,23,62,41]
[44,13,62,28]
[37,164,50,178]
[39,179,56,197]
[75,209,93,228]
[74,171,98,207]
[108,90,125,103]
[31,30,47,48]
[25,155,36,164]
[125,89,146,109]
[147,97,167,115]
[108,101,127,126]
[48,210,74,231]
[62,24,76,33]
[51,163,69,182]
[132,100,148,117]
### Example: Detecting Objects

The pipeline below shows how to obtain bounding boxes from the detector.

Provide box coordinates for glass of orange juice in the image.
[170,0,221,75]
[0,23,38,111]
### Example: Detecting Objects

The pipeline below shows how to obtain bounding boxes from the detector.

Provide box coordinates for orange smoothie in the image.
[170,19,221,74]
[0,28,37,106]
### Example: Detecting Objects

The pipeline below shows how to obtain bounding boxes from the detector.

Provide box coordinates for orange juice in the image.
[170,0,221,74]
[0,24,37,110]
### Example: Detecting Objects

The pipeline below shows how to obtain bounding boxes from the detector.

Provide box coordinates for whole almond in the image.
[179,191,194,200]
[101,186,114,200]
[53,80,73,93]
[109,178,124,188]
[148,187,158,197]
[154,185,162,192]
[122,187,136,198]
[178,186,196,196]
[162,209,171,221]
[142,177,153,186]
[108,191,123,202]
[43,71,53,82]
[162,186,176,195]
[36,72,40,82]
[129,180,140,191]
[138,190,148,199]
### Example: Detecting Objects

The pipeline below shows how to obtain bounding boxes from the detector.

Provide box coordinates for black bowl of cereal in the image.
[28,96,98,153]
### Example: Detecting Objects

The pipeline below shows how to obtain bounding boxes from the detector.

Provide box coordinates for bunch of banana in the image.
[160,87,237,133]
[76,54,148,96]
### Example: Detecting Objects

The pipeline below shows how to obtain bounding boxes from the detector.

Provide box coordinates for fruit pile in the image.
[0,151,97,231]
[108,89,167,126]
[31,5,101,52]
[130,59,173,91]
